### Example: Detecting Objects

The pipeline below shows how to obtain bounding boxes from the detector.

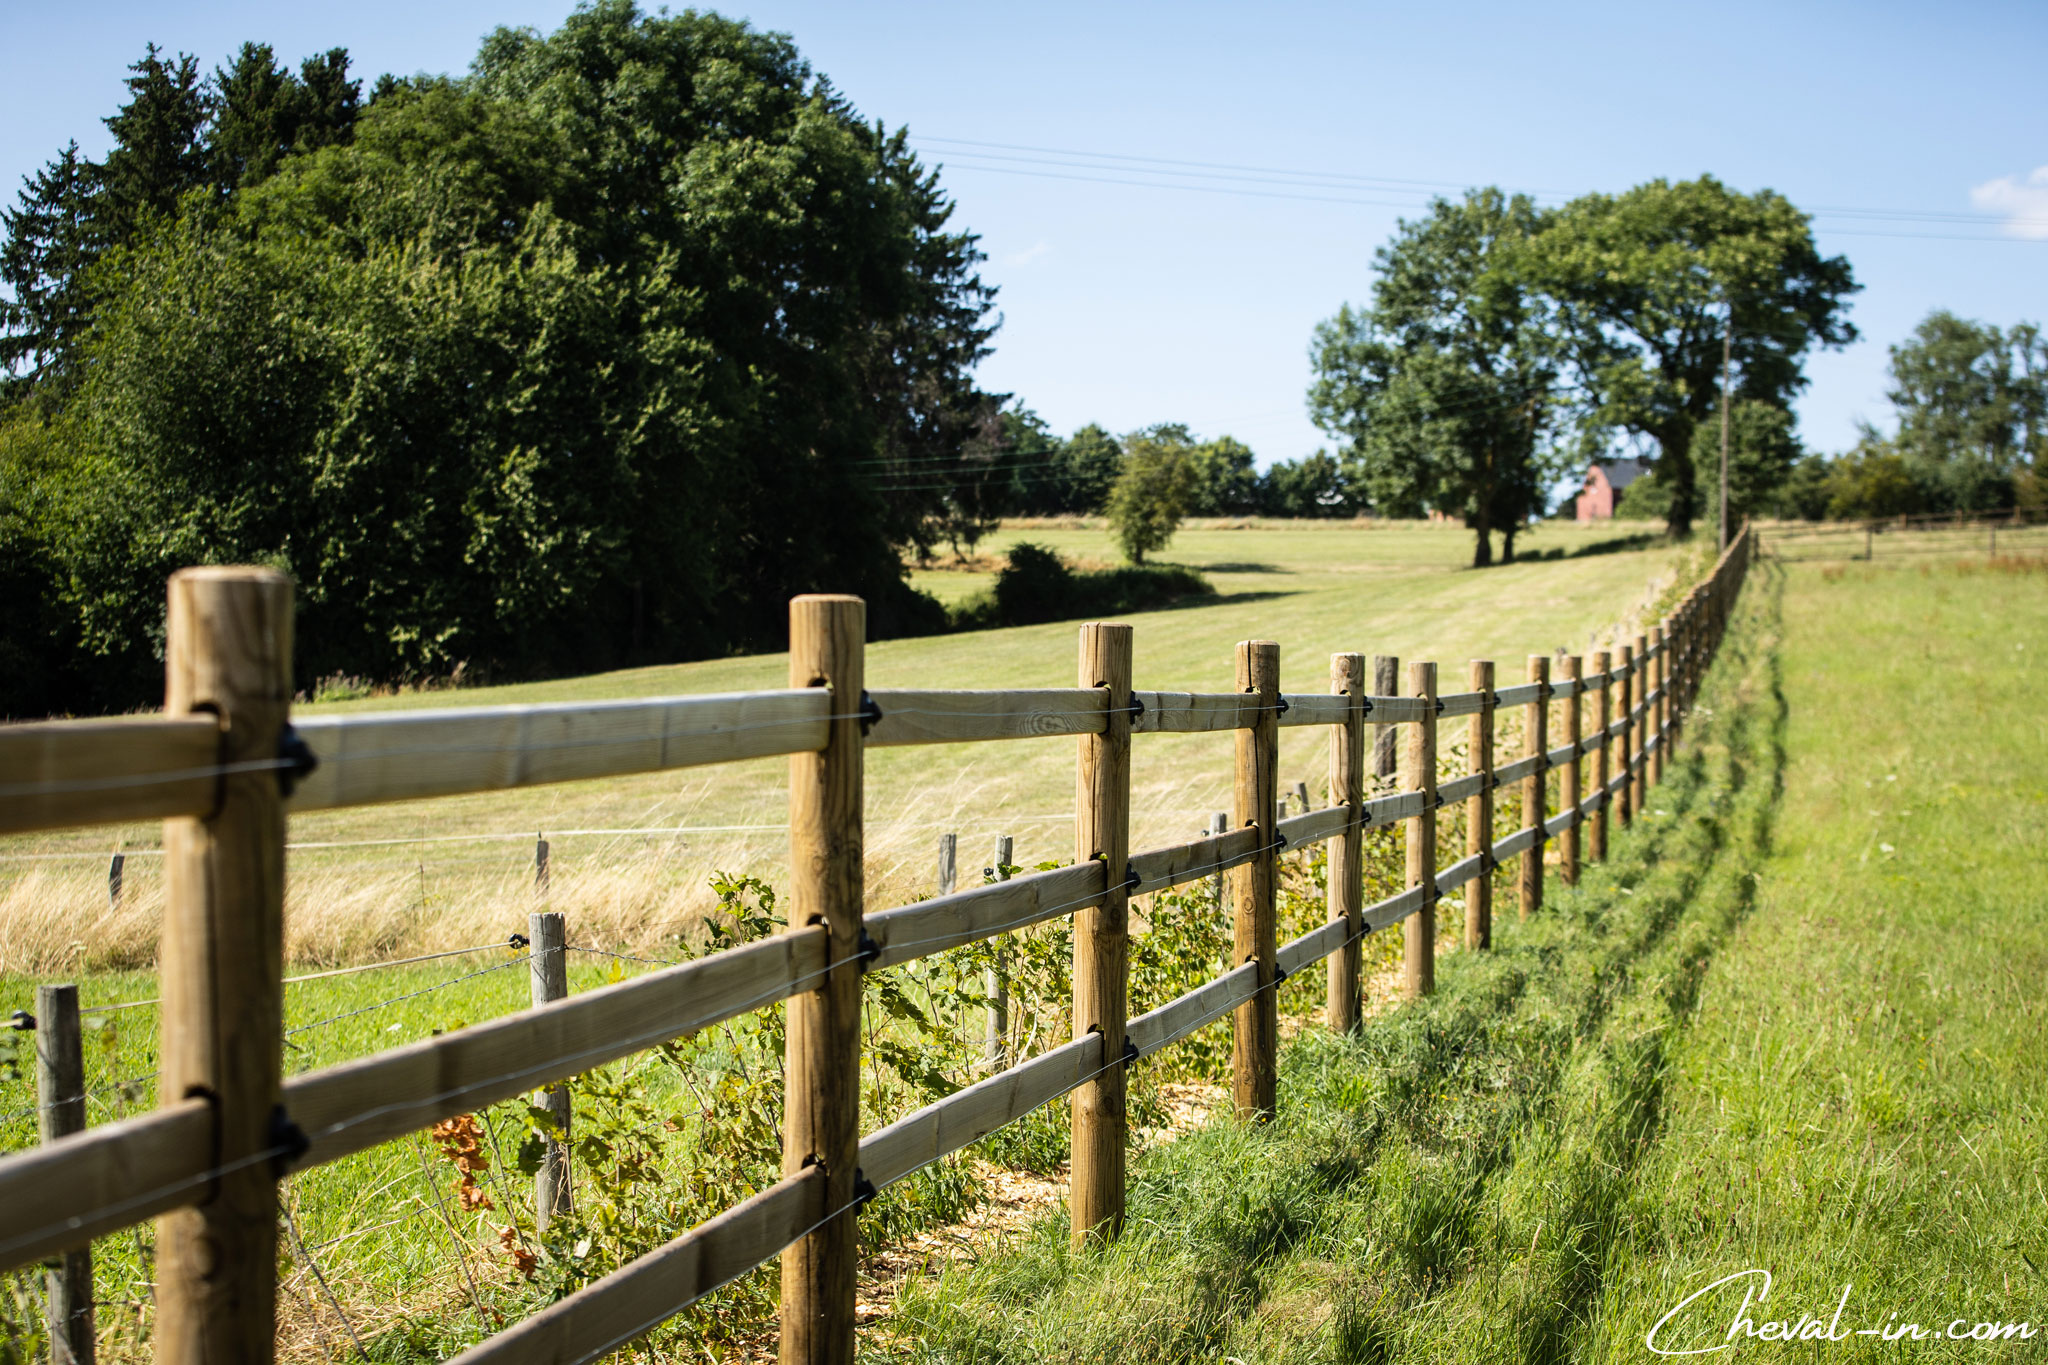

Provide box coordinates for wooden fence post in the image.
[36,983,93,1365]
[157,566,292,1365]
[1560,656,1582,886]
[1072,622,1133,1244]
[1466,661,1494,951]
[1616,644,1635,829]
[936,833,957,898]
[1326,652,1365,1032]
[781,594,865,1365]
[1518,655,1548,920]
[986,834,1012,1069]
[1648,626,1666,788]
[528,911,572,1233]
[107,853,123,909]
[1402,661,1438,998]
[1590,651,1612,862]
[1632,633,1650,814]
[1232,640,1280,1120]
[1372,654,1399,784]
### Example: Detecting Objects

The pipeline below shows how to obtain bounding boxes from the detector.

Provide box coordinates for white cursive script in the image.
[1646,1270,2038,1354]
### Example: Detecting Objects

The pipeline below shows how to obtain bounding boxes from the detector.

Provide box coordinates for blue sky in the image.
[4,1,2044,468]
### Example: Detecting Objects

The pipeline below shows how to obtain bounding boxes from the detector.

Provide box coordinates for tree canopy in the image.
[1523,175,1858,536]
[1308,189,1562,566]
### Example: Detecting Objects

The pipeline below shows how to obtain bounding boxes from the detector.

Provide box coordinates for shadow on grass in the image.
[1197,562,1293,574]
[1508,531,1668,564]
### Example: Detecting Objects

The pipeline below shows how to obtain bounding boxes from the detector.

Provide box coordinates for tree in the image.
[1525,175,1858,538]
[1186,434,1261,515]
[1309,188,1562,566]
[1053,423,1123,513]
[210,44,358,193]
[1692,399,1802,529]
[97,45,211,247]
[1105,427,1194,563]
[1886,310,2045,511]
[0,143,96,401]
[1261,451,1356,517]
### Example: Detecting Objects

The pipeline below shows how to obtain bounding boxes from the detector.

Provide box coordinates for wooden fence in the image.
[0,527,1754,1365]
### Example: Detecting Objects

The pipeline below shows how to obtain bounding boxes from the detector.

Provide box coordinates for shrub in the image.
[955,543,1213,628]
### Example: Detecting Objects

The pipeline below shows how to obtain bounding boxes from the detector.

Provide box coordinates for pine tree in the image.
[98,44,211,245]
[0,142,97,398]
[294,48,360,154]
[210,43,297,191]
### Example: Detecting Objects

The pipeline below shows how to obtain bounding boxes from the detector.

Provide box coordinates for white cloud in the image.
[1969,166,2048,240]
[1002,239,1053,267]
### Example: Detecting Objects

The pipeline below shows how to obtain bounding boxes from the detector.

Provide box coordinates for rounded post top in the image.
[169,565,293,588]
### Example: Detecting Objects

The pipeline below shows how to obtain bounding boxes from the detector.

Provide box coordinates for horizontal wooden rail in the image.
[447,1166,827,1365]
[1545,741,1578,770]
[1437,849,1487,893]
[290,690,829,812]
[0,1099,214,1272]
[1128,825,1262,896]
[864,688,1104,746]
[1437,690,1485,718]
[1276,803,1351,849]
[864,863,1107,969]
[1543,808,1577,838]
[282,927,831,1171]
[1130,691,1256,733]
[1363,884,1429,932]
[861,1033,1105,1190]
[0,716,221,836]
[1275,693,1354,728]
[1494,753,1544,788]
[1493,681,1547,709]
[1365,696,1432,723]
[1493,823,1540,864]
[1127,963,1259,1057]
[1438,771,1488,806]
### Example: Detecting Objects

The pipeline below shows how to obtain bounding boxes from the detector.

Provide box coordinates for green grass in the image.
[883,554,2048,1362]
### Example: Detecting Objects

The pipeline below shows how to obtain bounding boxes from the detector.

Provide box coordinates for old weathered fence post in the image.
[1518,655,1548,920]
[535,834,549,894]
[1326,652,1366,1031]
[1402,661,1438,998]
[1590,651,1612,862]
[936,833,957,898]
[528,910,572,1233]
[37,983,93,1365]
[1465,660,1495,951]
[107,852,124,909]
[157,566,292,1365]
[1073,622,1133,1244]
[986,834,1012,1068]
[1560,656,1582,886]
[781,594,865,1365]
[1372,654,1400,784]
[1632,633,1650,814]
[1232,640,1280,1120]
[1648,626,1666,788]
[1616,643,1635,830]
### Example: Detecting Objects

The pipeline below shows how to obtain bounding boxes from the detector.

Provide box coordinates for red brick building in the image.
[1575,458,1647,522]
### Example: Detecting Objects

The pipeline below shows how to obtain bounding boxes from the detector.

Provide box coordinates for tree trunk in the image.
[1501,523,1518,563]
[1469,510,1493,567]
[1659,421,1697,537]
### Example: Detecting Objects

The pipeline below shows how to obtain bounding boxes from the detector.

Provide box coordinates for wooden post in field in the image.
[108,852,124,909]
[1590,651,1612,862]
[1325,652,1365,1031]
[1402,661,1437,998]
[157,566,292,1365]
[781,594,865,1365]
[36,983,93,1365]
[1616,644,1634,829]
[1465,661,1494,950]
[1372,654,1399,784]
[1232,640,1280,1120]
[1560,656,1582,886]
[528,911,572,1233]
[1648,626,1666,787]
[1518,655,1548,919]
[986,834,1012,1069]
[936,833,957,897]
[1632,633,1650,814]
[1072,622,1133,1244]
[535,834,549,894]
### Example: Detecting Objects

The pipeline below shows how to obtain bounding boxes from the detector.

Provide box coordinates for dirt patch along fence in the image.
[0,527,1753,1365]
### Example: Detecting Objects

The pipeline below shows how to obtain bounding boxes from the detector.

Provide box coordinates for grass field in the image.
[886,555,2048,1362]
[0,519,1680,978]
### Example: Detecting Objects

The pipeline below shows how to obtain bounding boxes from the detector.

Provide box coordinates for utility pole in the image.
[1719,302,1733,554]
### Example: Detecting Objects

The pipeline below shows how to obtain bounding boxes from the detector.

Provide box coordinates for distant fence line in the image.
[0,527,1753,1365]
[1761,506,2047,562]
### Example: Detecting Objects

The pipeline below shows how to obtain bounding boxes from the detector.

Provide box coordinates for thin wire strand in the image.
[285,955,530,1039]
[284,1199,369,1361]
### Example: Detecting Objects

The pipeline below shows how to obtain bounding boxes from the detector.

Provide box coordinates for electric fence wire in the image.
[283,1198,369,1362]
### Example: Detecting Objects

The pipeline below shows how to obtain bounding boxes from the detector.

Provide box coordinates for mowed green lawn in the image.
[1,519,1679,976]
[890,554,2048,1362]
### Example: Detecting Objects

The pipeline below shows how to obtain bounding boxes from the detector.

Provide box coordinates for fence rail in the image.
[0,525,1754,1365]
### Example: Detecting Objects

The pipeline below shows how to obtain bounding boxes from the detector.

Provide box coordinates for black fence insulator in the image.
[1275,696,1290,716]
[1121,1036,1140,1068]
[1272,963,1289,986]
[1434,697,1445,715]
[276,723,320,797]
[857,928,881,970]
[1360,696,1374,716]
[1126,692,1145,723]
[1123,862,1142,892]
[7,1009,33,1031]
[269,1104,311,1176]
[507,932,530,951]
[852,1169,880,1210]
